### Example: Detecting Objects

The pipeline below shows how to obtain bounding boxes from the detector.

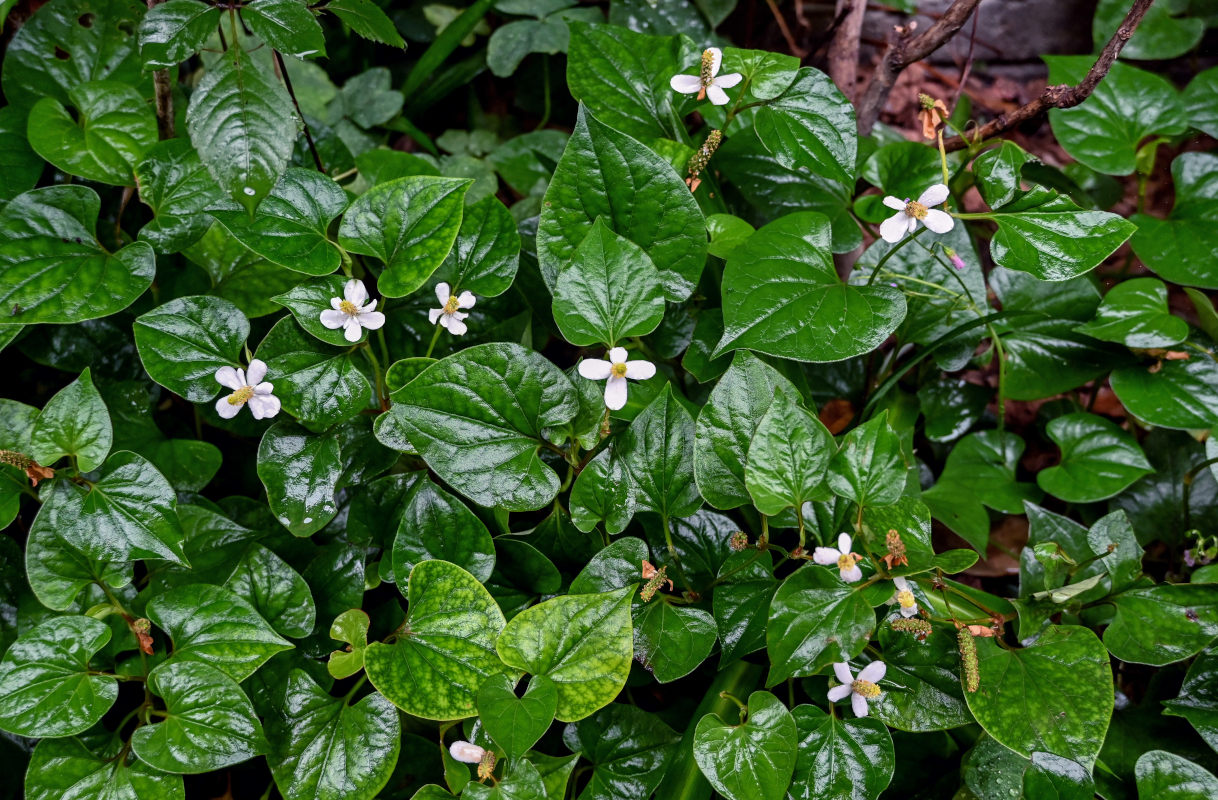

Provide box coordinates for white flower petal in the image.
[447,316,468,336]
[579,359,613,380]
[254,382,273,396]
[858,660,887,683]
[343,317,362,342]
[429,308,444,325]
[359,310,386,331]
[439,313,452,330]
[893,576,909,591]
[215,395,242,419]
[344,278,368,305]
[827,684,853,702]
[706,84,729,106]
[922,209,956,234]
[707,47,722,76]
[457,291,476,309]
[215,366,243,391]
[833,662,854,685]
[449,741,485,764]
[604,375,628,410]
[624,359,656,381]
[918,183,950,207]
[670,74,702,94]
[879,213,909,243]
[330,297,343,310]
[361,298,378,313]
[837,533,853,552]
[320,309,348,329]
[608,346,629,364]
[907,215,918,233]
[246,359,268,386]
[882,195,906,211]
[247,393,281,419]
[841,564,863,583]
[435,282,451,305]
[900,604,919,618]
[714,72,743,89]
[851,692,870,717]
[812,547,841,566]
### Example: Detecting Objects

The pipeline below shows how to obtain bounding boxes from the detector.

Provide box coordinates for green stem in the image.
[865,228,927,286]
[424,324,443,359]
[718,691,747,717]
[711,549,768,587]
[343,674,368,703]
[796,508,806,551]
[949,211,997,220]
[535,55,552,130]
[362,345,387,409]
[662,515,695,595]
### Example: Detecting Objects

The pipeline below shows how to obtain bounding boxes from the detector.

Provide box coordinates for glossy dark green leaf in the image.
[1022,751,1094,800]
[827,412,905,508]
[28,81,156,185]
[327,609,370,679]
[226,544,316,639]
[692,691,797,800]
[1045,56,1186,176]
[552,218,665,347]
[570,448,635,535]
[871,620,974,732]
[788,704,894,800]
[1103,583,1218,666]
[24,734,185,800]
[1086,510,1142,593]
[857,497,935,575]
[477,673,558,758]
[744,392,834,515]
[135,138,229,253]
[257,422,342,536]
[210,168,346,276]
[1185,66,1218,139]
[569,536,648,595]
[524,751,579,800]
[365,560,510,720]
[434,195,520,298]
[0,616,116,737]
[325,0,405,47]
[1134,750,1218,799]
[131,661,269,774]
[23,514,131,612]
[618,385,701,520]
[918,378,989,443]
[537,106,706,301]
[565,22,686,141]
[1131,152,1218,289]
[376,343,577,511]
[683,308,733,383]
[181,222,303,318]
[187,46,298,213]
[338,176,470,297]
[150,582,293,681]
[138,0,219,68]
[0,186,155,325]
[487,537,562,619]
[754,67,855,184]
[272,276,369,348]
[767,563,874,685]
[1000,318,1126,401]
[29,368,111,472]
[694,351,800,510]
[1162,649,1218,753]
[1038,412,1152,503]
[243,0,326,58]
[1110,351,1218,431]
[965,626,1112,766]
[714,550,777,665]
[706,214,756,260]
[562,704,680,800]
[517,504,603,574]
[715,211,904,362]
[462,761,547,800]
[990,195,1137,281]
[256,318,371,430]
[393,479,496,584]
[0,106,41,204]
[497,586,633,722]
[36,451,187,564]
[1093,0,1203,60]
[267,669,401,800]
[134,295,249,403]
[634,600,716,683]
[1078,277,1189,348]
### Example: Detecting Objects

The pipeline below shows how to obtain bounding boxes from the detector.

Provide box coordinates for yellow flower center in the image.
[700,49,715,86]
[852,679,882,699]
[443,295,461,314]
[227,386,254,406]
[611,361,629,378]
[905,200,929,219]
[837,552,857,571]
[897,589,917,609]
[339,300,359,316]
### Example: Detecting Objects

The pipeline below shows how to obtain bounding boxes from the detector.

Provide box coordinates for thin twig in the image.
[855,0,982,134]
[146,0,175,138]
[942,0,1156,152]
[827,0,868,102]
[273,49,326,173]
[950,3,980,113]
[765,0,808,57]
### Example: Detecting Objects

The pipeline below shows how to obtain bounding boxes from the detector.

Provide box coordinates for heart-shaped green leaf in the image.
[569,448,635,535]
[633,601,717,683]
[243,0,327,59]
[497,586,633,722]
[1078,278,1189,348]
[744,392,834,515]
[827,411,906,508]
[23,515,131,612]
[1092,0,1203,61]
[989,196,1137,281]
[767,563,875,685]
[256,318,372,430]
[0,616,116,738]
[1085,510,1143,593]
[365,560,511,720]
[134,295,249,403]
[28,81,156,185]
[434,194,520,298]
[1103,583,1218,666]
[1110,351,1218,431]
[25,734,185,800]
[138,0,219,68]
[1131,152,1218,289]
[226,543,316,640]
[325,0,405,47]
[871,620,974,732]
[754,66,856,185]
[257,422,342,536]
[393,478,496,583]
[618,385,701,520]
[715,211,905,362]
[692,691,797,800]
[714,550,778,665]
[1135,750,1218,799]
[476,673,558,758]
[29,368,111,472]
[788,704,894,800]
[562,704,680,800]
[131,661,269,774]
[328,609,370,679]
[1038,413,1152,503]
[1162,649,1218,753]
[135,138,229,253]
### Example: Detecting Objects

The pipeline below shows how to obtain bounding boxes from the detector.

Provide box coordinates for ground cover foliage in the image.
[1,0,1218,798]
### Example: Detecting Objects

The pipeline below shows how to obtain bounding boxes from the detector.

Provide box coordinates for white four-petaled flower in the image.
[828,661,887,717]
[670,47,743,106]
[813,532,864,583]
[879,183,955,243]
[578,347,656,411]
[214,359,280,420]
[429,282,476,336]
[892,576,919,618]
[448,741,485,764]
[320,279,386,342]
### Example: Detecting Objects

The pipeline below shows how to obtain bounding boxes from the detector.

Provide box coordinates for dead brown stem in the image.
[828,0,868,102]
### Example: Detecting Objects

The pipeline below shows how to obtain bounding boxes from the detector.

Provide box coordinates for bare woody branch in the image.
[828,0,869,104]
[942,0,1156,152]
[146,0,175,139]
[855,0,982,135]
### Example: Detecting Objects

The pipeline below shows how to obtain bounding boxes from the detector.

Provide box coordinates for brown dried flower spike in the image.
[0,449,55,486]
[881,529,909,569]
[918,93,949,140]
[640,560,673,601]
